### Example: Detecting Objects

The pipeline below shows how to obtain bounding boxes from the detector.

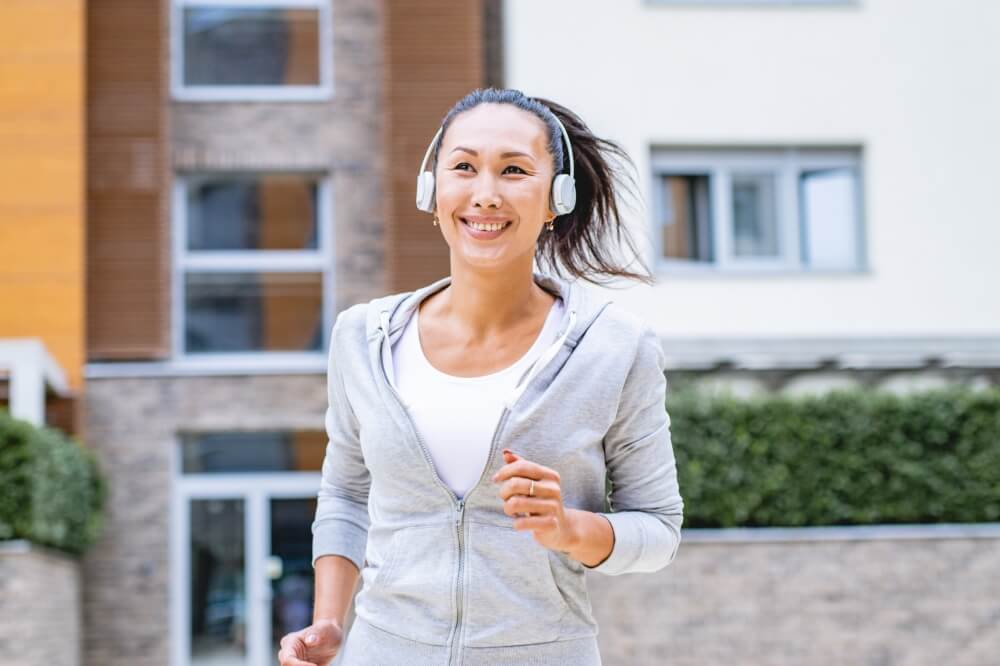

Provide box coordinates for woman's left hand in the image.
[491,448,577,553]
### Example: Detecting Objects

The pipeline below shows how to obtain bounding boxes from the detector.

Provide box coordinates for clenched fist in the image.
[277,619,343,666]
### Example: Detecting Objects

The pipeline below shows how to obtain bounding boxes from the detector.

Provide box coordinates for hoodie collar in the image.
[367,271,612,409]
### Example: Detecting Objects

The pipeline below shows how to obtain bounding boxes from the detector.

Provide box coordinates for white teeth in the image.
[467,220,508,232]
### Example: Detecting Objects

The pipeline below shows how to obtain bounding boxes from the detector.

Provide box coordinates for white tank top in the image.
[391,298,565,499]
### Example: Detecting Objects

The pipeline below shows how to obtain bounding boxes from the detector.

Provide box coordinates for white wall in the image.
[505,0,1000,338]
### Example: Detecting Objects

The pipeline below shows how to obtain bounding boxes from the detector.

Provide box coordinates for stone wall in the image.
[0,540,82,666]
[587,526,1000,666]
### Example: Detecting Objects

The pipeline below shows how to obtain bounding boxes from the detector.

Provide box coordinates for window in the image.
[181,431,327,473]
[651,148,865,273]
[171,0,333,101]
[173,173,333,362]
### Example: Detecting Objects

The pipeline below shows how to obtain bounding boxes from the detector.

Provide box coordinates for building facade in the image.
[6,1,999,664]
[80,2,499,665]
[503,0,1000,396]
[0,0,84,435]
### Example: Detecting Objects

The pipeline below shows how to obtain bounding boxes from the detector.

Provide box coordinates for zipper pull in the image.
[456,499,465,523]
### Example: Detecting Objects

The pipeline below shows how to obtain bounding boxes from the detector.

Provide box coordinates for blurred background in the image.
[1,0,998,665]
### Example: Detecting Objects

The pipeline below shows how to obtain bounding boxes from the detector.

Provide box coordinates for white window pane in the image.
[183,7,321,87]
[187,175,320,251]
[661,174,713,262]
[731,172,779,258]
[182,431,326,474]
[800,168,859,270]
[190,499,245,665]
[270,498,318,652]
[185,272,324,353]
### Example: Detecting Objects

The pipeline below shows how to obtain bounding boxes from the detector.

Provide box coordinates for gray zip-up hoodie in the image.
[312,271,684,665]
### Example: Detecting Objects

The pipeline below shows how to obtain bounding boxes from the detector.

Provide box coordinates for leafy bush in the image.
[663,385,1000,527]
[0,410,105,555]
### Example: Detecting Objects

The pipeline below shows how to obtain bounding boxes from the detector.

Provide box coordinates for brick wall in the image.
[587,530,1000,665]
[0,541,82,666]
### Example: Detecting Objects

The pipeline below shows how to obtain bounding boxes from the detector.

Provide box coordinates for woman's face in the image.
[433,103,556,271]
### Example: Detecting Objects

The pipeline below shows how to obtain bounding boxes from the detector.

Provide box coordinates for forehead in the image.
[441,103,550,154]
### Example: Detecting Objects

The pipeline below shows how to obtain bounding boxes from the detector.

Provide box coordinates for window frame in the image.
[171,171,335,368]
[650,147,866,275]
[170,0,334,102]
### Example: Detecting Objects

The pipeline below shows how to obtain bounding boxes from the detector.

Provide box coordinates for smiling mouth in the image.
[460,218,512,234]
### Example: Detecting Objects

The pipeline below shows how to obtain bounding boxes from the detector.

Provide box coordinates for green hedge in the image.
[0,410,105,555]
[661,385,1000,528]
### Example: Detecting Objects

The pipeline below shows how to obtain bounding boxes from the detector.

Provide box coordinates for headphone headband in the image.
[550,112,575,181]
[417,126,444,180]
[415,104,577,215]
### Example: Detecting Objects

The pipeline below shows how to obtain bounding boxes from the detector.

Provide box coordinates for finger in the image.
[502,448,520,462]
[498,478,560,501]
[279,633,306,651]
[503,496,558,518]
[492,460,560,485]
[277,648,317,666]
[278,632,322,666]
[514,514,559,531]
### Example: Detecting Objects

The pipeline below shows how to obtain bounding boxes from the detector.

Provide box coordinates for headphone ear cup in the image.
[550,174,577,216]
[415,171,436,213]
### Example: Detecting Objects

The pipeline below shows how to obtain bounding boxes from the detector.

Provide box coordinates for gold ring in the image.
[529,479,535,497]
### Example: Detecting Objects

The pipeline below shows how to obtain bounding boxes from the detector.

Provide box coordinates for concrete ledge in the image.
[682,522,1000,543]
[0,538,79,560]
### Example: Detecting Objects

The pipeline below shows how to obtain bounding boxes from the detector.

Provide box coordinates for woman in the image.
[278,88,684,665]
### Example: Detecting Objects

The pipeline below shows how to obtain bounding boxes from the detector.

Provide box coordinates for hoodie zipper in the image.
[376,306,575,665]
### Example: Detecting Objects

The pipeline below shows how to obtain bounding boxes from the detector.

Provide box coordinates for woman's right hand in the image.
[277,619,344,666]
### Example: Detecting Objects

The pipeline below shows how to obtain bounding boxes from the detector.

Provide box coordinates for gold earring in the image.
[433,216,439,226]
[546,219,555,232]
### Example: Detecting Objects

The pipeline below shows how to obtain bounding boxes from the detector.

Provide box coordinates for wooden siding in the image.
[382,0,497,292]
[86,0,169,360]
[0,0,87,390]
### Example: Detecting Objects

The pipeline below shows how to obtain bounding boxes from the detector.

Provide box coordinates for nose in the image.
[471,172,502,209]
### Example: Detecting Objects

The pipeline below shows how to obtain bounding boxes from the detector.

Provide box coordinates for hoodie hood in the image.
[365,271,613,410]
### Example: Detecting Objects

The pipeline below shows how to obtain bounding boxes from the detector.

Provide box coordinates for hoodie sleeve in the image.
[583,324,684,575]
[311,311,371,572]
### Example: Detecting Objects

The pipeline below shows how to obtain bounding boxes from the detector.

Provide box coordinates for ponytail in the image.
[433,88,653,286]
[532,97,652,286]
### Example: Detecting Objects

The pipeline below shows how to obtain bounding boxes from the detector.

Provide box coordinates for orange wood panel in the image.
[0,0,86,391]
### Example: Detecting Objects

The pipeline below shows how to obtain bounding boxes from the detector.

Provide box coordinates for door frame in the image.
[170,471,321,666]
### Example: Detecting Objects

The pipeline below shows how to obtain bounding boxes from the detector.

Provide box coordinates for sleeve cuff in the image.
[312,519,368,572]
[581,512,645,576]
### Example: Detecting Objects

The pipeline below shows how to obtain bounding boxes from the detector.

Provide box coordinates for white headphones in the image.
[415,110,577,216]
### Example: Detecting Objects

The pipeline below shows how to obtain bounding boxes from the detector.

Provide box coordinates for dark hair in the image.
[432,87,653,287]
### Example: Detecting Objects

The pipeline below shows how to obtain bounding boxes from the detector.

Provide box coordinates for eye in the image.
[451,162,474,172]
[503,165,527,175]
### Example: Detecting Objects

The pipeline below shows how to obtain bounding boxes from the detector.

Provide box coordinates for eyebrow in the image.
[450,146,534,160]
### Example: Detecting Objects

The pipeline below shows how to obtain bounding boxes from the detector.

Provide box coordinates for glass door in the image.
[189,498,247,666]
[268,498,318,658]
[172,431,324,666]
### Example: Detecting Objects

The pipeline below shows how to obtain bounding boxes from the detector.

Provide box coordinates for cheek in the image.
[506,179,551,211]
[433,175,460,209]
